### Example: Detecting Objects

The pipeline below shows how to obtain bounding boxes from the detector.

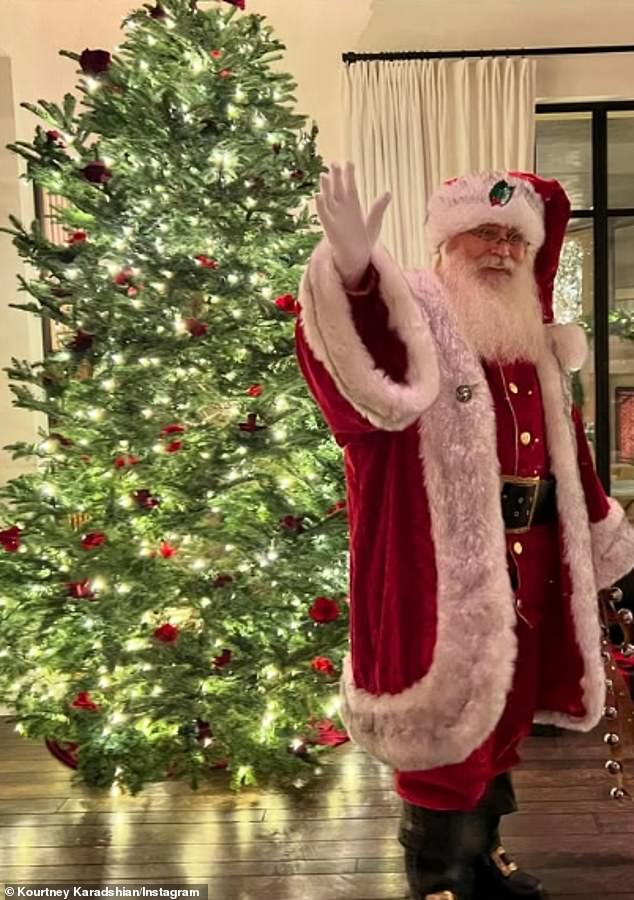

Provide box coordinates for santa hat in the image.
[425,170,571,322]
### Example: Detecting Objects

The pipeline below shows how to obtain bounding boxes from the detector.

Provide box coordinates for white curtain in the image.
[342,57,536,268]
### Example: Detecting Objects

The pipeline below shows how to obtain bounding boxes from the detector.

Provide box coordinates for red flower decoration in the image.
[81,532,107,550]
[0,526,22,553]
[67,330,94,352]
[326,500,347,516]
[185,318,208,338]
[210,50,223,60]
[114,454,140,469]
[238,413,265,433]
[66,580,95,600]
[213,649,232,668]
[308,596,340,623]
[71,691,99,712]
[280,515,304,534]
[212,573,233,589]
[311,656,336,676]
[160,423,186,435]
[194,255,218,269]
[247,384,263,398]
[219,69,233,79]
[81,161,112,185]
[133,489,160,510]
[165,441,183,454]
[159,541,178,558]
[113,267,134,287]
[67,231,87,245]
[274,293,300,315]
[80,49,112,77]
[154,623,179,643]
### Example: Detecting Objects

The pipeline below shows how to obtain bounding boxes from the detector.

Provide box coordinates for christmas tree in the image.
[0,0,349,792]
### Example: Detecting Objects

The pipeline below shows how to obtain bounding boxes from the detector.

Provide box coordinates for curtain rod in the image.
[342,45,634,64]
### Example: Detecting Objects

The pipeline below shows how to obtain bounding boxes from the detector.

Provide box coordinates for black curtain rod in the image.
[342,45,634,64]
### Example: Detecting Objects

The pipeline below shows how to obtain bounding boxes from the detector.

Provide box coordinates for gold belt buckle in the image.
[501,474,540,535]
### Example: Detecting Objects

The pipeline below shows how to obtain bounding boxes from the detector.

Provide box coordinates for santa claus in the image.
[295,163,634,900]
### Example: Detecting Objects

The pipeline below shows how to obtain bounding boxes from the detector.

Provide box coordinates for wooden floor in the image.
[0,718,633,899]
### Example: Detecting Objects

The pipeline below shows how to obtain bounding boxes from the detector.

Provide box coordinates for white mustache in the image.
[477,255,516,273]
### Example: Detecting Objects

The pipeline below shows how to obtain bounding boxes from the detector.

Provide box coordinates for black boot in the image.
[399,802,491,900]
[472,774,548,899]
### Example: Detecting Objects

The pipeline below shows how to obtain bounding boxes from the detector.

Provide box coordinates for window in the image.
[536,102,634,512]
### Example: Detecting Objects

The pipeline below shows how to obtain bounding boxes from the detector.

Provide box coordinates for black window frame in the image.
[536,99,634,493]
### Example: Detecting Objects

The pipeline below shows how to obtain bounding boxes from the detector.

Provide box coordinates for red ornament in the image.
[159,541,178,558]
[210,50,223,60]
[194,255,218,269]
[71,691,100,712]
[114,454,140,469]
[133,489,160,510]
[326,500,347,516]
[67,330,94,352]
[212,573,233,589]
[160,423,186,435]
[274,293,300,315]
[247,384,263,398]
[81,532,107,550]
[308,596,340,623]
[81,161,112,185]
[289,169,305,181]
[218,69,233,79]
[154,623,179,643]
[113,267,134,287]
[213,649,232,669]
[223,0,245,8]
[311,656,336,676]
[310,719,349,747]
[67,231,87,245]
[185,318,208,338]
[79,49,112,77]
[238,413,265,433]
[66,580,95,600]
[46,130,64,146]
[165,441,183,454]
[0,526,22,553]
[280,515,304,534]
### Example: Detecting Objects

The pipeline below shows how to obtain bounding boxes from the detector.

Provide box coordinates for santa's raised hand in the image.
[315,162,391,290]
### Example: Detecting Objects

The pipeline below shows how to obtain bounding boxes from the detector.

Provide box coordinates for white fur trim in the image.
[548,323,589,372]
[340,273,518,770]
[298,240,440,430]
[532,347,604,731]
[591,498,634,590]
[426,171,545,252]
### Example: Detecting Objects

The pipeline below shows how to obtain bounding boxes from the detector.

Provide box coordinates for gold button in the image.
[520,432,531,445]
[513,542,523,555]
[509,382,519,394]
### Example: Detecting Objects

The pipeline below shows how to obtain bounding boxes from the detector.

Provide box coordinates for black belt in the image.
[501,475,557,533]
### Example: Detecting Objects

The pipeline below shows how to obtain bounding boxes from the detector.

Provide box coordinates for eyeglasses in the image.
[468,225,527,247]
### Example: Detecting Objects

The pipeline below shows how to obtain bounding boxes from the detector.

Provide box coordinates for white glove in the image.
[315,162,391,290]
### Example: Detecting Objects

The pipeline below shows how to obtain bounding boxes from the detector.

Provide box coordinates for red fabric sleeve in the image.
[295,266,409,446]
[572,404,611,523]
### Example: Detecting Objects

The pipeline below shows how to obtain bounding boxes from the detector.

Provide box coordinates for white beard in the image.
[436,249,546,364]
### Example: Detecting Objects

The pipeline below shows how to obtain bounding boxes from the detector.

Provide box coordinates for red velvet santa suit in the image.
[295,171,634,810]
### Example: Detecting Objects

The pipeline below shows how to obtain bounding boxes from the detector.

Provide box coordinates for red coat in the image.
[296,240,634,772]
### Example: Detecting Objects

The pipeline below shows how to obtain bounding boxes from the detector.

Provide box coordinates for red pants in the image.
[395,522,560,811]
